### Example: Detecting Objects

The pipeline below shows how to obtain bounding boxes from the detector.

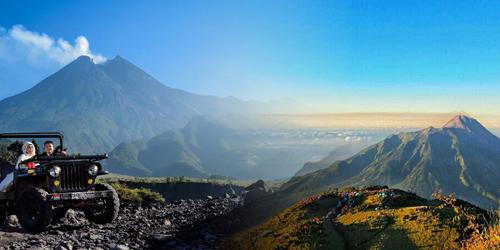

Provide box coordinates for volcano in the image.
[0,56,286,153]
[282,115,500,208]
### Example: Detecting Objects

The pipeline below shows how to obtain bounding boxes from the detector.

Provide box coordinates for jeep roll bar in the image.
[0,132,64,149]
[19,154,109,165]
[34,154,108,162]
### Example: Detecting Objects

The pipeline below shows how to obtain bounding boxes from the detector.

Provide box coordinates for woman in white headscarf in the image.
[16,141,38,170]
[0,141,38,192]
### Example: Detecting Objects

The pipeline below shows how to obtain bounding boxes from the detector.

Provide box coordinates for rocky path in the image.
[0,195,243,250]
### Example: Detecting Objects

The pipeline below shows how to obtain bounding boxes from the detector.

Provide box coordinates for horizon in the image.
[2,53,500,129]
[252,112,500,130]
[2,1,500,115]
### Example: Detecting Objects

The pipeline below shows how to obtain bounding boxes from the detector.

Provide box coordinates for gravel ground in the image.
[0,195,243,250]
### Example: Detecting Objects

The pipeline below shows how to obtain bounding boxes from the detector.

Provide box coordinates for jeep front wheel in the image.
[16,188,53,232]
[84,183,119,224]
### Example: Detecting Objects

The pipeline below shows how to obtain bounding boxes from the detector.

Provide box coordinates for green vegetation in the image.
[106,116,251,178]
[108,182,165,204]
[0,140,20,164]
[98,174,253,187]
[223,188,490,250]
[98,174,252,203]
[99,171,288,192]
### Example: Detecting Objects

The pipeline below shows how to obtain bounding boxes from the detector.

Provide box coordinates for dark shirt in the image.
[39,152,68,157]
[37,152,53,157]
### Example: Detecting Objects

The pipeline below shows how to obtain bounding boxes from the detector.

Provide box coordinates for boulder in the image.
[244,180,273,204]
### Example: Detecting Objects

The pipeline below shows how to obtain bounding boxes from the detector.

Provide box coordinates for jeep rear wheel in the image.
[84,183,119,224]
[16,188,52,232]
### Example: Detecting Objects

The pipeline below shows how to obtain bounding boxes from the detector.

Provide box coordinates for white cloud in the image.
[0,24,106,65]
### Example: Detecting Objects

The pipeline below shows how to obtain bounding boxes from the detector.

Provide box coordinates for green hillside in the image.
[106,127,206,178]
[106,116,251,178]
[223,187,489,249]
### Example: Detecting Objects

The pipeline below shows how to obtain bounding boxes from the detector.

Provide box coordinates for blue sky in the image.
[1,0,500,114]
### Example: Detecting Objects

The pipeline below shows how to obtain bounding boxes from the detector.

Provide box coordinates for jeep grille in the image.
[60,163,88,191]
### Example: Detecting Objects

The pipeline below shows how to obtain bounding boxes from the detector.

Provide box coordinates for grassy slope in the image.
[223,188,487,250]
[98,174,253,187]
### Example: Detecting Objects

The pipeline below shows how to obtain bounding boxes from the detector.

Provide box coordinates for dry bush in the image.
[461,210,500,250]
[433,192,499,249]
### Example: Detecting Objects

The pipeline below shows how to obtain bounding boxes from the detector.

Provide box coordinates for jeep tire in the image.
[84,183,119,224]
[16,188,53,232]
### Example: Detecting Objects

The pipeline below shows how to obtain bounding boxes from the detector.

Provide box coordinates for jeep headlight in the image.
[88,164,99,176]
[49,166,61,178]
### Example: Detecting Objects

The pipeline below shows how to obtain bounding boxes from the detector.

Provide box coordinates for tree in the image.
[0,141,23,164]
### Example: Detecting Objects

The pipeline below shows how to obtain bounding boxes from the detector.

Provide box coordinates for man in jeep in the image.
[0,132,120,232]
[38,140,68,157]
[38,140,55,157]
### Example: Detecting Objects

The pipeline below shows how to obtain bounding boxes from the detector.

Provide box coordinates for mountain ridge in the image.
[106,116,252,178]
[0,55,305,153]
[280,115,500,209]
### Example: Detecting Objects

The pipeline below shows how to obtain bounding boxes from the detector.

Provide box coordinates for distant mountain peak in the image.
[442,114,485,132]
[103,55,140,70]
[111,55,127,62]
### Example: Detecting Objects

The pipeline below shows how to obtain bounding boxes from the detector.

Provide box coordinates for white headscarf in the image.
[16,141,36,169]
[22,141,35,155]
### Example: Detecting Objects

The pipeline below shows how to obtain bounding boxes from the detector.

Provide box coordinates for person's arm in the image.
[16,155,28,170]
[15,155,22,170]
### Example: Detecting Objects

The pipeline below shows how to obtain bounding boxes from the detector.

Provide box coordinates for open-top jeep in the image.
[0,132,119,232]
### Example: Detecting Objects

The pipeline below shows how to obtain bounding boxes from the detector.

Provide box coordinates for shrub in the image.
[0,141,23,164]
[461,211,500,250]
[110,182,165,204]
[433,192,499,249]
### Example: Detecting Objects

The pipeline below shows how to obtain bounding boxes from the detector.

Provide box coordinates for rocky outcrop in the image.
[244,180,273,204]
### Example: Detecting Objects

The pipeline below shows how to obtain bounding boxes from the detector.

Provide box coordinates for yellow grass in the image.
[221,189,480,250]
[336,206,460,249]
